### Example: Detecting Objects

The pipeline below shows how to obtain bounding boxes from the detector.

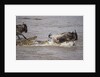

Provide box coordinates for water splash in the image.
[16,36,76,47]
[23,41,75,47]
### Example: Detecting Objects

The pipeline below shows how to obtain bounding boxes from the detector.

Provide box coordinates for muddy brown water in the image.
[16,16,83,60]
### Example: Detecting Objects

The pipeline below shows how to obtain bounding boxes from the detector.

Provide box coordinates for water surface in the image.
[16,16,83,60]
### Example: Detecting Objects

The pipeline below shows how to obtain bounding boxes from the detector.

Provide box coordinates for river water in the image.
[16,16,83,60]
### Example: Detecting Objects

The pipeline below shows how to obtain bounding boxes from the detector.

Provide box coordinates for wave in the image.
[16,36,76,47]
[18,41,75,47]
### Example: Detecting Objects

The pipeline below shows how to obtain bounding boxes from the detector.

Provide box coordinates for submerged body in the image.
[48,30,78,44]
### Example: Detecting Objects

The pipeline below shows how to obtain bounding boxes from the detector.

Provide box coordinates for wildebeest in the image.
[16,22,28,39]
[48,30,78,44]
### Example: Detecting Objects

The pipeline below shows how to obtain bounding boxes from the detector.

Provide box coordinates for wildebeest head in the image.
[23,23,27,33]
[48,33,52,39]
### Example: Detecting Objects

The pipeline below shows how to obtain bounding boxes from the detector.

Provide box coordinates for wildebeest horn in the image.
[75,30,78,40]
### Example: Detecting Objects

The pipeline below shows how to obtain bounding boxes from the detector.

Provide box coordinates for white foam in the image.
[28,41,75,47]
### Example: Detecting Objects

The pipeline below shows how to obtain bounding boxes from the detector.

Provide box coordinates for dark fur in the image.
[16,23,28,39]
[48,30,78,43]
